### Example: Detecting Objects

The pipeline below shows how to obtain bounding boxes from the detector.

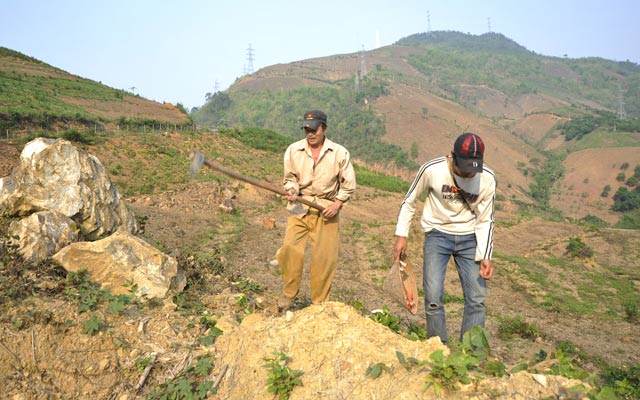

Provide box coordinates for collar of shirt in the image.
[296,137,336,159]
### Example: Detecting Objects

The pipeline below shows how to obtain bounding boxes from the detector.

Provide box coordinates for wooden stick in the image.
[135,353,157,393]
[0,339,21,364]
[31,328,39,372]
[196,155,325,212]
[212,364,228,390]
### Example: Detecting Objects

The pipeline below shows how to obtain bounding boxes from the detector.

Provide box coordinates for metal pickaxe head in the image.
[189,151,205,177]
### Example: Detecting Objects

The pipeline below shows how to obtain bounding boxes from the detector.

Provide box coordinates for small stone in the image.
[532,374,547,387]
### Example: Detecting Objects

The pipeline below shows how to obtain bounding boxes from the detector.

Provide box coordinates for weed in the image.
[423,327,506,395]
[197,316,223,346]
[548,350,590,380]
[233,278,264,293]
[234,294,254,319]
[600,362,640,400]
[424,349,477,395]
[262,351,304,400]
[405,321,427,341]
[443,291,464,304]
[349,299,367,314]
[365,362,392,378]
[147,354,217,400]
[369,306,402,333]
[64,270,137,336]
[82,313,103,335]
[65,270,108,312]
[396,351,422,371]
[65,269,135,314]
[622,300,638,323]
[496,315,541,340]
[136,356,152,373]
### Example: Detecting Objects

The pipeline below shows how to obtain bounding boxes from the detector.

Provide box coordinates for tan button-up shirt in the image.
[283,137,356,215]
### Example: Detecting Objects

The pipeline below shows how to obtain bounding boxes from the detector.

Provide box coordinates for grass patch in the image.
[353,163,410,193]
[496,315,541,340]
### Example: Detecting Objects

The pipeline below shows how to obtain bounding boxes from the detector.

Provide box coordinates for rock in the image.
[0,138,137,239]
[219,198,234,213]
[9,211,79,263]
[262,217,276,229]
[52,229,185,299]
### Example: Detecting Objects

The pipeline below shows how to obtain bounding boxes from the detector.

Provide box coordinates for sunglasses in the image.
[303,127,318,134]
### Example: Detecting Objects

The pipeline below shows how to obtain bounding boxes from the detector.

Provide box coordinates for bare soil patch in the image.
[59,96,190,123]
[552,146,640,223]
[512,113,567,143]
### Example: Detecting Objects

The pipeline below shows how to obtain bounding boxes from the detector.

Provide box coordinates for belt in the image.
[307,208,321,215]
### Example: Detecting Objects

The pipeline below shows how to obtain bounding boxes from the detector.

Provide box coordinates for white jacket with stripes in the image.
[395,156,497,261]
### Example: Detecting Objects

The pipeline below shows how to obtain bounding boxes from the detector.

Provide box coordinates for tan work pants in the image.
[276,211,339,304]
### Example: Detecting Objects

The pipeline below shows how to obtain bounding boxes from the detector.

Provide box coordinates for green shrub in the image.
[61,129,95,145]
[565,237,593,258]
[615,211,640,229]
[580,214,608,228]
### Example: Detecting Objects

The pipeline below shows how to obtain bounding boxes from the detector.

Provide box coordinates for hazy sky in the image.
[2,0,638,110]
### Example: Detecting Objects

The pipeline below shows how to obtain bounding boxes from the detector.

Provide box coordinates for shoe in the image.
[277,294,292,311]
[269,259,279,267]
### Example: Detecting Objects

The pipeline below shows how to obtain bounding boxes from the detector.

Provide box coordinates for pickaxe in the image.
[189,151,325,212]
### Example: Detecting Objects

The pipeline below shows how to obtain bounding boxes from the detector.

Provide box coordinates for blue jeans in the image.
[423,229,487,343]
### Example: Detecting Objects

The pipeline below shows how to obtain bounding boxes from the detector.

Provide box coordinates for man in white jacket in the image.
[393,132,496,343]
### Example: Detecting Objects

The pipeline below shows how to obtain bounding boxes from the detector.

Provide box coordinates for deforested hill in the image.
[194,30,640,226]
[0,47,191,131]
[0,37,639,399]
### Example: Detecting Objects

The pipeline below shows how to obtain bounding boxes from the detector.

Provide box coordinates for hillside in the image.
[0,47,191,132]
[1,132,639,399]
[194,31,640,225]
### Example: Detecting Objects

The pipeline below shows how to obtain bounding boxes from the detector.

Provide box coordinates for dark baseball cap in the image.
[453,132,485,174]
[301,110,327,131]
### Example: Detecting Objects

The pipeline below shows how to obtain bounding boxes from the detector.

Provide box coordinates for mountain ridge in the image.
[194,30,640,224]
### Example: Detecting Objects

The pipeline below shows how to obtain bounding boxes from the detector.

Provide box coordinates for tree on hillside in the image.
[612,186,640,212]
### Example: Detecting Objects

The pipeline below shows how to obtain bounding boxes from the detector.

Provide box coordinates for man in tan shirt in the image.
[276,110,356,311]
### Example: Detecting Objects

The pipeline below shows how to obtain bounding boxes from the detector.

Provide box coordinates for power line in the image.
[359,45,367,79]
[245,43,255,75]
[487,17,492,33]
[427,11,431,33]
[617,81,627,120]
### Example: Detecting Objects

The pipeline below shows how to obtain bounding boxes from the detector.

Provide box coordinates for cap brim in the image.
[457,157,483,174]
[301,120,322,130]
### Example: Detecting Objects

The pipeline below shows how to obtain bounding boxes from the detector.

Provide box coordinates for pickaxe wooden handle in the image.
[190,151,325,212]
